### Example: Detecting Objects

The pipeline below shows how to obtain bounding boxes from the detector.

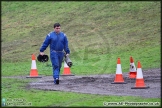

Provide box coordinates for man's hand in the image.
[66,54,69,57]
[40,52,44,56]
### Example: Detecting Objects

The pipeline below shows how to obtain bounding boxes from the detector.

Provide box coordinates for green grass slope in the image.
[2,1,161,76]
[1,2,161,107]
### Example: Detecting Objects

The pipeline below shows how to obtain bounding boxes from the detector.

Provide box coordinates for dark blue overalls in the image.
[40,31,70,83]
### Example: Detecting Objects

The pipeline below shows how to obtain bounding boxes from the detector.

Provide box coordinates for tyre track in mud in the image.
[28,68,161,98]
[2,68,161,98]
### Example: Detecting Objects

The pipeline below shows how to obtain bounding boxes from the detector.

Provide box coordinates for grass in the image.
[1,1,161,107]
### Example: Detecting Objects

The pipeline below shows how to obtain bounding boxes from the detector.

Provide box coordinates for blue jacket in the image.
[40,31,70,54]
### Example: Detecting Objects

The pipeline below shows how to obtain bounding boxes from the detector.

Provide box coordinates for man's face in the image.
[54,26,61,33]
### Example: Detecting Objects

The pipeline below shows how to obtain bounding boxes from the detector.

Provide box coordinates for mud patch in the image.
[25,68,161,98]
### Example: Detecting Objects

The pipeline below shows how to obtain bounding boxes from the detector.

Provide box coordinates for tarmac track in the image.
[2,68,161,98]
[28,68,161,98]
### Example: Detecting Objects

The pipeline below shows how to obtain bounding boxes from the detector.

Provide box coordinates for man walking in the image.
[39,23,70,84]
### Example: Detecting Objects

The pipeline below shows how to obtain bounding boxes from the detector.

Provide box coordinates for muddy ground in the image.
[2,68,161,98]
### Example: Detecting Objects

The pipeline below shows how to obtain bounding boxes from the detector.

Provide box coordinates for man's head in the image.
[54,23,61,33]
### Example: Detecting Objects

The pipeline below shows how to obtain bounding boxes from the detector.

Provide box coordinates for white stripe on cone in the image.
[130,62,136,72]
[116,64,122,74]
[136,68,143,79]
[31,60,37,69]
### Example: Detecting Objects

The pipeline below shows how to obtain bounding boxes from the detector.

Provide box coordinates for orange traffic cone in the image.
[131,61,149,89]
[26,54,42,78]
[111,58,127,84]
[61,61,74,76]
[129,56,137,78]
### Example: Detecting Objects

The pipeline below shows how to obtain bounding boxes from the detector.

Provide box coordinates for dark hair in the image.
[54,23,61,28]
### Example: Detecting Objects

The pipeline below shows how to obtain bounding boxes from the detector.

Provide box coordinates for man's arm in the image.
[64,34,70,56]
[40,34,51,55]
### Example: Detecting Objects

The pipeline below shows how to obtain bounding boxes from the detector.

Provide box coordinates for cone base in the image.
[129,76,136,79]
[60,74,75,76]
[129,72,137,79]
[26,76,42,78]
[131,86,150,89]
[111,82,127,84]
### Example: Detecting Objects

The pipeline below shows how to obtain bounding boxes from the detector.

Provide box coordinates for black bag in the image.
[37,54,49,62]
